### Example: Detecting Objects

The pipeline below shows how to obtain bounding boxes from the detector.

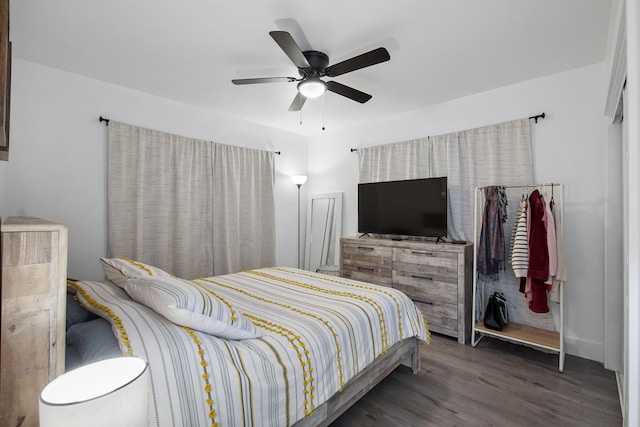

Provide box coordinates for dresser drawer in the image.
[342,266,392,287]
[342,242,393,266]
[393,248,458,279]
[414,300,458,337]
[392,270,457,304]
[341,242,393,287]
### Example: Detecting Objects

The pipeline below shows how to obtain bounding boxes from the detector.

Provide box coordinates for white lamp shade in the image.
[39,357,149,427]
[291,175,308,186]
[297,79,326,99]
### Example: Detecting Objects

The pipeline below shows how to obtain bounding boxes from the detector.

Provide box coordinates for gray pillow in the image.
[66,318,122,366]
[66,290,98,330]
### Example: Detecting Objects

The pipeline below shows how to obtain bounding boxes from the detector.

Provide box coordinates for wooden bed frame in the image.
[64,275,423,426]
[293,337,421,427]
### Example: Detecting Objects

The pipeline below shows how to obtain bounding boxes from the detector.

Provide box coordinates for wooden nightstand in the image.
[1,217,68,427]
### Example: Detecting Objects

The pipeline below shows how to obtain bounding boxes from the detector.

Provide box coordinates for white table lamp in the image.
[39,356,149,427]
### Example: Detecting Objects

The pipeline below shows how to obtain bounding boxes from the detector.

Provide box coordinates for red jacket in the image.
[527,189,548,280]
[527,189,550,313]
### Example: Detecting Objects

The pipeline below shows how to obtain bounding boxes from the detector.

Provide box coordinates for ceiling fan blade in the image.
[269,31,310,69]
[325,47,390,77]
[326,81,372,103]
[232,77,297,85]
[288,92,307,112]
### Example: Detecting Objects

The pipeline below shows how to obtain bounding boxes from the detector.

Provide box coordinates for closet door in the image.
[622,83,629,421]
[604,91,624,374]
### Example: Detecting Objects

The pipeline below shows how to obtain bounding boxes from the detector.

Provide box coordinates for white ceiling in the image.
[10,0,612,137]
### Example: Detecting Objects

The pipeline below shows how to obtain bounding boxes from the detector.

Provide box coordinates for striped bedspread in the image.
[72,267,429,427]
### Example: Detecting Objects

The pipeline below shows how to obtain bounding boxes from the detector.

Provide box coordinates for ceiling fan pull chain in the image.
[299,108,303,126]
[322,92,326,131]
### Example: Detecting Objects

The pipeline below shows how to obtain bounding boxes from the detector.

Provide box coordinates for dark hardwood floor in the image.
[331,334,622,427]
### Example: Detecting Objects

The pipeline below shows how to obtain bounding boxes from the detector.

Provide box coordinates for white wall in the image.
[0,58,308,280]
[307,63,607,362]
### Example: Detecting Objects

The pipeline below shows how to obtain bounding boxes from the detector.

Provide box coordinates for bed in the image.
[66,260,429,427]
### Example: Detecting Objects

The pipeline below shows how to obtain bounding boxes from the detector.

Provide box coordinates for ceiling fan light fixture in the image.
[298,78,327,99]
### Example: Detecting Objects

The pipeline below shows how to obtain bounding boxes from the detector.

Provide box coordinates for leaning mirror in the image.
[304,192,343,274]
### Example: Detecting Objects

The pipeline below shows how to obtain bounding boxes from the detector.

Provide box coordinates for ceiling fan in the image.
[232,31,390,112]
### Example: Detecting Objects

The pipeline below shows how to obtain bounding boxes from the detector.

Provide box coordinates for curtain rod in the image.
[349,112,546,152]
[97,116,281,155]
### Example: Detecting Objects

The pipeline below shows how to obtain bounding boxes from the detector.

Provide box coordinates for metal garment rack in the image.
[471,183,565,372]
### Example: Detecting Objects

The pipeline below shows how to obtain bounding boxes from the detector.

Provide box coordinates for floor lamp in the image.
[291,175,307,268]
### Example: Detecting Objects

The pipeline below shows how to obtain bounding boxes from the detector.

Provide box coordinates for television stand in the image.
[340,236,473,344]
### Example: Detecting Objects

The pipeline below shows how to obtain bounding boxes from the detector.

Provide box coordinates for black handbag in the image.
[483,292,509,331]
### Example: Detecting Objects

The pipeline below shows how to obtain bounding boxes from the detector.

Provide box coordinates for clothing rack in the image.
[471,183,565,372]
[476,182,559,190]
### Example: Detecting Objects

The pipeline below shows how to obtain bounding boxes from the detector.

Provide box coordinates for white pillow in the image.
[124,276,262,340]
[100,257,174,288]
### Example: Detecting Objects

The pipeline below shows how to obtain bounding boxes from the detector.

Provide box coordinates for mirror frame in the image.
[304,192,343,272]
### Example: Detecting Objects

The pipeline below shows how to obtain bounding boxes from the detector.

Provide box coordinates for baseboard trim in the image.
[564,335,604,363]
[615,370,626,426]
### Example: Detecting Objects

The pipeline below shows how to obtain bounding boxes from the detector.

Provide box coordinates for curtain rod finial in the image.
[528,112,545,123]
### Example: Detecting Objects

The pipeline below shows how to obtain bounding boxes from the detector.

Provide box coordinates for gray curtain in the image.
[358,118,534,242]
[108,121,275,279]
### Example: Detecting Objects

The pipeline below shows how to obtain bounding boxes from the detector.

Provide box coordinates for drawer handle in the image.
[411,274,433,281]
[411,251,434,257]
[357,246,375,251]
[357,266,375,272]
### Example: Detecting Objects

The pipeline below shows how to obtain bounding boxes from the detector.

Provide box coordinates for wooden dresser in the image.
[1,217,68,427]
[340,236,473,344]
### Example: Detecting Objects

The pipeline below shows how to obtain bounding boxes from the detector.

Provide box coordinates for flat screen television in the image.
[358,177,448,239]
